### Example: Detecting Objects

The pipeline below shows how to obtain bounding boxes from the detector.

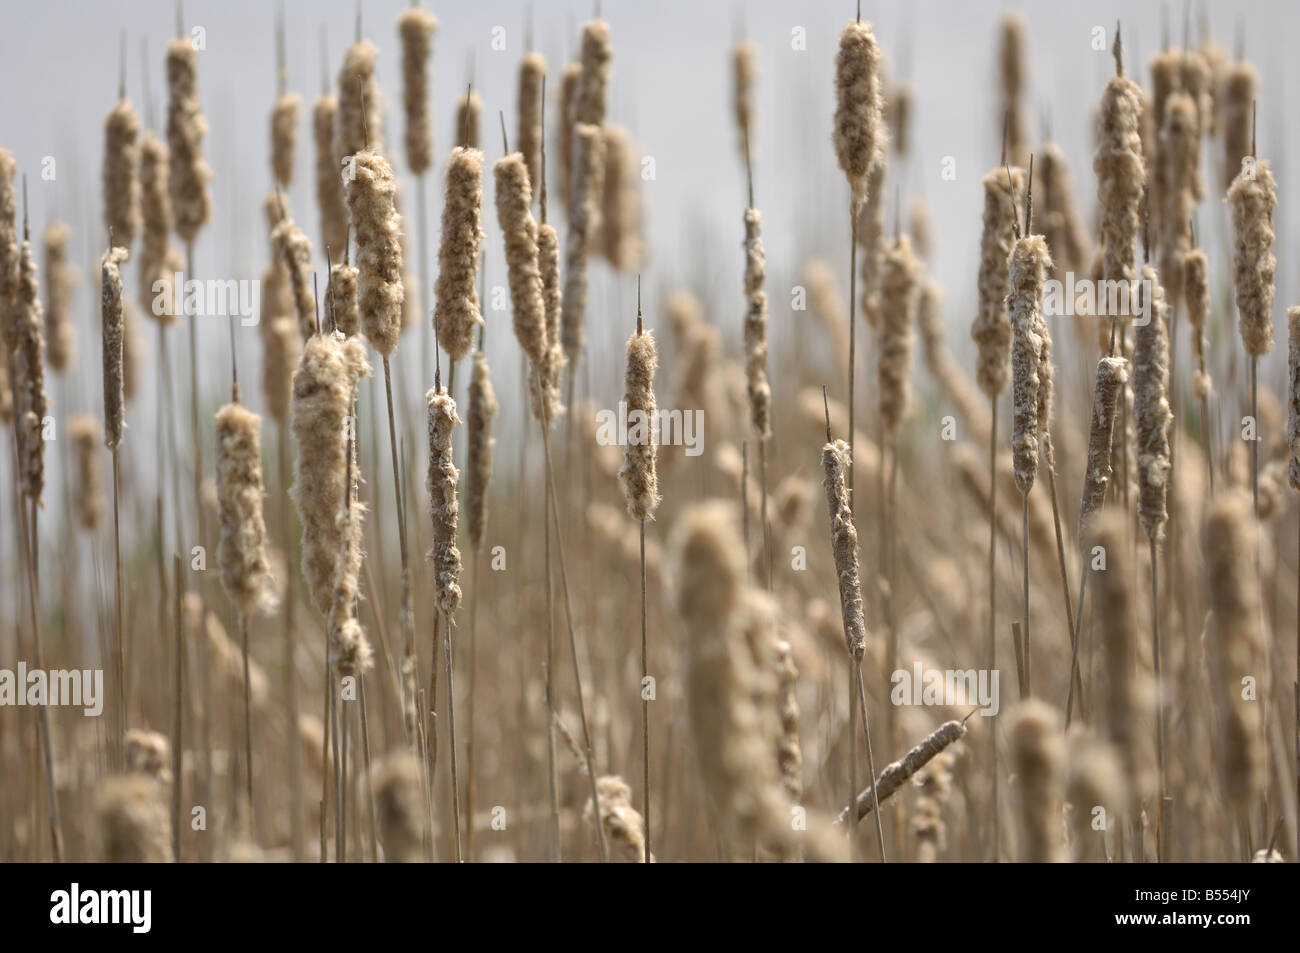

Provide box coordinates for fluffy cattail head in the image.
[743,207,771,439]
[1078,356,1128,539]
[103,97,142,248]
[166,36,213,246]
[576,19,612,126]
[599,125,645,272]
[337,39,383,159]
[434,146,485,363]
[1226,158,1277,358]
[535,222,566,423]
[372,753,426,862]
[329,261,359,336]
[426,385,463,616]
[1009,700,1067,863]
[618,327,660,521]
[398,8,437,176]
[1221,61,1257,192]
[11,228,47,503]
[1008,233,1052,495]
[271,213,316,343]
[270,92,300,188]
[101,246,129,451]
[313,94,348,255]
[561,122,605,366]
[1203,490,1267,805]
[261,316,300,426]
[1093,70,1145,287]
[878,234,921,439]
[971,165,1025,396]
[494,153,547,369]
[68,414,105,531]
[39,224,72,374]
[95,773,171,863]
[833,21,885,211]
[1133,264,1173,542]
[517,52,546,193]
[1184,247,1212,401]
[559,61,582,212]
[821,439,867,659]
[466,350,498,550]
[216,400,278,619]
[125,729,173,782]
[999,11,1028,166]
[138,132,177,323]
[585,775,649,863]
[344,150,405,357]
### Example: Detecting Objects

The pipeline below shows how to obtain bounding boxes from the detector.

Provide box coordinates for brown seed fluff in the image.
[878,234,921,440]
[271,215,317,343]
[971,165,1025,396]
[618,328,660,521]
[166,37,213,247]
[454,89,482,150]
[559,61,582,212]
[95,773,171,863]
[466,349,498,550]
[561,123,605,366]
[599,125,645,273]
[138,132,177,325]
[517,51,546,195]
[1094,69,1145,289]
[270,92,300,188]
[313,94,348,255]
[1203,490,1267,805]
[337,40,384,159]
[398,7,437,176]
[426,386,463,617]
[328,473,371,678]
[839,719,969,824]
[1289,305,1300,491]
[1184,248,1213,401]
[495,153,547,370]
[1008,233,1052,494]
[821,439,867,660]
[1009,700,1067,863]
[329,261,359,337]
[1091,508,1156,808]
[371,753,426,862]
[1158,92,1200,306]
[1078,356,1129,539]
[585,775,649,863]
[102,97,141,249]
[345,150,405,357]
[1221,61,1257,192]
[290,332,372,616]
[42,222,74,373]
[261,316,300,426]
[1226,158,1277,358]
[576,20,612,127]
[68,414,105,531]
[100,246,129,451]
[1133,264,1173,542]
[434,146,485,363]
[743,207,771,439]
[216,400,278,619]
[833,20,885,212]
[536,222,566,422]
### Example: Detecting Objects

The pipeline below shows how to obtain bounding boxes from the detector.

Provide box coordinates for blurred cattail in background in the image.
[398,6,437,176]
[1009,700,1066,862]
[68,413,105,531]
[166,35,213,247]
[517,51,545,199]
[42,222,74,373]
[313,91,348,255]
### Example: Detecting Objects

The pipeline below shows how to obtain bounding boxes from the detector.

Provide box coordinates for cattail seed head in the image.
[1203,490,1267,805]
[619,328,660,521]
[1009,699,1067,862]
[878,234,920,440]
[855,160,887,328]
[833,21,885,212]
[270,92,300,188]
[466,350,498,550]
[1221,61,1257,192]
[1227,157,1277,358]
[0,148,17,353]
[345,150,405,357]
[561,122,605,366]
[454,89,482,150]
[585,775,649,863]
[125,729,172,782]
[426,386,463,617]
[371,753,426,862]
[1078,355,1128,539]
[68,413,105,531]
[743,207,771,439]
[216,400,278,619]
[95,773,171,863]
[398,8,437,176]
[337,39,383,159]
[599,125,645,272]
[42,222,74,373]
[329,261,359,337]
[261,316,300,426]
[517,52,546,194]
[999,11,1028,167]
[1184,247,1212,401]
[733,40,757,157]
[1067,732,1125,862]
[576,20,612,127]
[559,61,582,212]
[434,146,485,364]
[271,213,316,343]
[101,245,128,451]
[821,439,867,660]
[166,37,213,246]
[536,222,566,422]
[495,153,547,369]
[1094,69,1145,290]
[1134,264,1173,542]
[327,491,371,678]
[313,94,348,255]
[1008,233,1052,494]
[103,97,142,249]
[138,132,178,324]
[291,332,372,615]
[971,165,1024,396]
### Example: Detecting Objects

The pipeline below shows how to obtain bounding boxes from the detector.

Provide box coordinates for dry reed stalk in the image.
[1008,700,1066,862]
[455,89,482,149]
[398,7,437,176]
[271,92,300,188]
[434,146,485,364]
[41,223,73,373]
[999,11,1028,168]
[599,125,645,272]
[1203,490,1267,808]
[166,36,213,247]
[1221,60,1257,191]
[96,774,171,862]
[313,94,348,254]
[1289,307,1300,493]
[68,414,105,531]
[517,51,546,197]
[838,719,968,824]
[271,214,317,343]
[585,776,649,862]
[372,752,425,862]
[337,39,384,158]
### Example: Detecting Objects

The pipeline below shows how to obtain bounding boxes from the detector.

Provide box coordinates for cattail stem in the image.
[171,552,183,861]
[186,243,205,563]
[848,210,857,493]
[278,421,303,860]
[382,356,417,745]
[639,518,650,863]
[466,542,482,861]
[1150,537,1167,861]
[239,611,254,835]
[112,448,126,758]
[544,456,560,860]
[854,663,888,860]
[1021,492,1030,697]
[1043,455,1082,705]
[986,399,999,860]
[848,660,858,861]
[442,609,464,862]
